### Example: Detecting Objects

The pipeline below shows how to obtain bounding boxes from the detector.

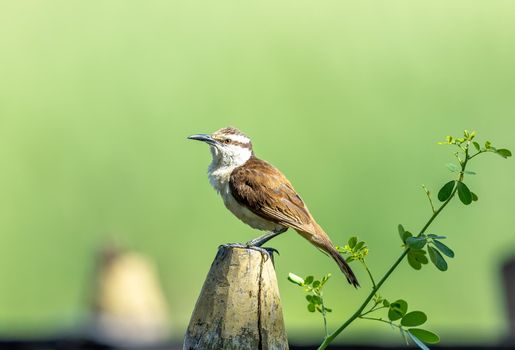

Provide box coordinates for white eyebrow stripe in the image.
[226,134,250,144]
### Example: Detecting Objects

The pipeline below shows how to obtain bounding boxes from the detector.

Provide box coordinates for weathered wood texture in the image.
[184,246,288,350]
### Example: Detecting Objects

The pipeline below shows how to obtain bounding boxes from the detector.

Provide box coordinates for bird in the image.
[188,127,359,287]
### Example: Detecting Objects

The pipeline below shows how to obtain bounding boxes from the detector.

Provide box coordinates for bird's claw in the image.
[218,243,247,250]
[245,244,280,263]
[218,243,279,262]
[258,246,279,257]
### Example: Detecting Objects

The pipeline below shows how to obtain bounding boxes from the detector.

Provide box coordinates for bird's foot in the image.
[245,241,279,262]
[218,243,279,262]
[218,242,247,250]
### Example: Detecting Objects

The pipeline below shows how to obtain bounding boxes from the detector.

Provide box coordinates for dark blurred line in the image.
[0,339,514,350]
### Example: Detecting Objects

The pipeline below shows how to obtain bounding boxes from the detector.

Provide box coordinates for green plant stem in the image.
[360,305,386,317]
[317,152,470,350]
[359,316,400,328]
[361,260,376,289]
[318,250,409,349]
[468,150,483,160]
[321,303,329,337]
[422,185,436,214]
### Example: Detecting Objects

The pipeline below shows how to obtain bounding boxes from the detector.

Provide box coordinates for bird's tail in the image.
[296,223,360,288]
[327,247,360,288]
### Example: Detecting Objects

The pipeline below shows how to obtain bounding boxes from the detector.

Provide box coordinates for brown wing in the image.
[229,157,315,233]
[231,157,360,287]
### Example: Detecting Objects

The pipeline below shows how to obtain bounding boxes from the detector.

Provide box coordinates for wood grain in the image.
[184,246,288,350]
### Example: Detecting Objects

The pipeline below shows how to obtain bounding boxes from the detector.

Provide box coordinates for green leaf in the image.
[438,135,453,145]
[445,163,459,172]
[398,224,405,242]
[473,141,480,151]
[388,300,408,321]
[391,300,408,312]
[408,328,440,344]
[325,307,332,313]
[348,236,357,249]
[407,253,422,270]
[428,246,448,271]
[433,240,455,258]
[408,249,429,270]
[305,295,312,302]
[388,309,403,321]
[401,311,427,327]
[406,236,427,249]
[312,280,320,289]
[288,273,304,286]
[416,254,429,265]
[398,225,414,244]
[383,299,390,307]
[307,303,316,312]
[496,149,512,158]
[457,181,472,205]
[355,241,365,251]
[485,141,492,149]
[304,276,314,285]
[427,234,446,239]
[410,249,429,264]
[437,181,456,202]
[311,295,323,305]
[471,192,478,201]
[403,231,413,244]
[397,224,405,239]
[407,331,431,350]
[464,170,476,175]
[320,273,331,286]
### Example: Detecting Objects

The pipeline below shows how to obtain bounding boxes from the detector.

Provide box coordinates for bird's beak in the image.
[187,134,217,145]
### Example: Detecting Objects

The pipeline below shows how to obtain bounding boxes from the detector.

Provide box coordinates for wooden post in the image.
[184,245,289,350]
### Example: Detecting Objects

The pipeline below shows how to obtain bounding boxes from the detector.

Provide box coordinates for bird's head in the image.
[188,127,253,167]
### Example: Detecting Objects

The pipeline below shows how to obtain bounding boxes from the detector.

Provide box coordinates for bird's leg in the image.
[218,229,286,261]
[246,229,286,247]
[246,230,286,262]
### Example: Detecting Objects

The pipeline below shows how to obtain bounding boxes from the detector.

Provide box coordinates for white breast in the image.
[208,164,285,233]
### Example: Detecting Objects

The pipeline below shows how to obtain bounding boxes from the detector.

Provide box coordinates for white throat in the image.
[207,145,252,193]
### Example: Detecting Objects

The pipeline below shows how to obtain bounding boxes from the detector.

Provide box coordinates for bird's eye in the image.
[224,138,231,144]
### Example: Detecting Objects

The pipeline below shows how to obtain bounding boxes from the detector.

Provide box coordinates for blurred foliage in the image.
[0,0,514,345]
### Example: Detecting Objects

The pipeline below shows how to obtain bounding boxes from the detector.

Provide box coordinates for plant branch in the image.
[321,303,329,337]
[422,185,436,213]
[361,260,376,289]
[317,153,470,350]
[468,150,483,160]
[360,305,386,317]
[359,316,400,328]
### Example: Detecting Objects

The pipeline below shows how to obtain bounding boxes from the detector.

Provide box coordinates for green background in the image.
[1,0,514,345]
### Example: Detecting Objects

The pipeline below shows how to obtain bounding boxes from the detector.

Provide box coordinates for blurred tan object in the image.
[91,244,171,346]
[184,245,288,350]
